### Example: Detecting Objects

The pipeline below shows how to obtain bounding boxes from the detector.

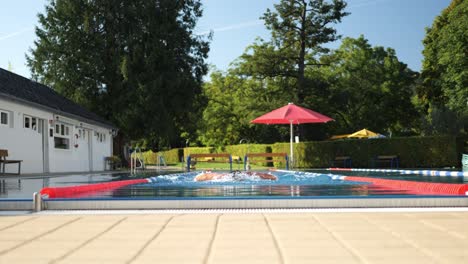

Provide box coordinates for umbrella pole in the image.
[290,121,293,169]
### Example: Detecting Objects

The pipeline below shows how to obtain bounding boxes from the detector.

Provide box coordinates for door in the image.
[75,128,90,171]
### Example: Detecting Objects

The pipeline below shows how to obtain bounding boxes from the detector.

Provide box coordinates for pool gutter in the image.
[2,196,468,211]
[42,196,468,210]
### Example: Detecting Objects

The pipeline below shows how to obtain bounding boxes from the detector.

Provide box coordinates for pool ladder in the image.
[156,154,166,171]
[130,148,145,175]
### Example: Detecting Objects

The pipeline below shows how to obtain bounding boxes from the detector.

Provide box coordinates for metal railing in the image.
[130,148,145,175]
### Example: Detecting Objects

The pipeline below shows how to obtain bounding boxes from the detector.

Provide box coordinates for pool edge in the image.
[41,197,468,210]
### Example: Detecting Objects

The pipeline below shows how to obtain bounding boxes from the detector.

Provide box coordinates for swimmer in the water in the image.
[194,171,277,181]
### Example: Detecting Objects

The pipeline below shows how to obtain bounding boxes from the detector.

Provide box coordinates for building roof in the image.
[0,68,115,128]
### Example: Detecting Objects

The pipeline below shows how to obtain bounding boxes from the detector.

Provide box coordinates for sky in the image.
[0,0,452,79]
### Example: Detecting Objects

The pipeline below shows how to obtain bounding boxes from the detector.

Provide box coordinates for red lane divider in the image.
[40,179,148,198]
[345,176,468,196]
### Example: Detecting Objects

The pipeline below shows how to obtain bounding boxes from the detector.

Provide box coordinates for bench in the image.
[0,149,22,175]
[186,153,233,171]
[331,156,352,168]
[374,155,399,168]
[189,153,232,163]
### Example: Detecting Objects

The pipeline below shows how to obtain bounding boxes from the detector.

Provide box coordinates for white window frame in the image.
[54,122,72,150]
[24,114,40,132]
[0,110,9,127]
[78,129,86,140]
[24,115,30,129]
[95,131,106,143]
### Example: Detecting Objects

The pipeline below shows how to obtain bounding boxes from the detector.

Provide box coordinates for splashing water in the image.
[144,170,364,187]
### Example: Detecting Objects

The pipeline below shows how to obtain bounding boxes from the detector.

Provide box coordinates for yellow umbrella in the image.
[347,129,381,138]
[330,134,351,140]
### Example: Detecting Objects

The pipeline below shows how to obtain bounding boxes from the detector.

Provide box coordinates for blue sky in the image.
[0,0,451,78]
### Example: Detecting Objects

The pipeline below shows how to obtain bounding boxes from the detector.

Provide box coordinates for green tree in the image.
[418,0,467,134]
[27,0,210,149]
[198,69,290,146]
[321,36,419,135]
[240,0,348,104]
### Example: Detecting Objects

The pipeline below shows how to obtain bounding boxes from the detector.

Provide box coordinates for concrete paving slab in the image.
[0,210,468,263]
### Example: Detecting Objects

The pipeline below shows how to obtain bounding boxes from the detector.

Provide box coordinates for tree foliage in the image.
[240,0,349,104]
[321,36,419,135]
[199,36,419,145]
[27,0,210,149]
[197,69,291,146]
[418,0,467,134]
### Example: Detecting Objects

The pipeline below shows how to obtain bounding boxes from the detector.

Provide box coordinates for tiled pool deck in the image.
[1,209,467,263]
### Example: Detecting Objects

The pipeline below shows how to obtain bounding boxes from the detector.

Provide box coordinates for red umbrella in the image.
[251,102,333,166]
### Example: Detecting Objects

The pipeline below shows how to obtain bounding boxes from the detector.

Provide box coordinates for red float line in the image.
[40,179,149,198]
[345,176,468,196]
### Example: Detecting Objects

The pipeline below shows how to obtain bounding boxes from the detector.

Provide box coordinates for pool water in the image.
[106,170,467,199]
[2,169,466,199]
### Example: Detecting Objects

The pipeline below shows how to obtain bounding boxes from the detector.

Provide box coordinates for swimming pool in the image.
[3,169,468,210]
[40,169,468,199]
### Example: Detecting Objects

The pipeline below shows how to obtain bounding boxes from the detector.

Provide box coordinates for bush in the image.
[136,150,155,165]
[225,144,272,166]
[273,136,461,168]
[141,135,463,169]
[183,147,215,158]
[158,148,182,164]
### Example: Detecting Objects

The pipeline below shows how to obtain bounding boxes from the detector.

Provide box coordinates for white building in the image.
[0,68,116,174]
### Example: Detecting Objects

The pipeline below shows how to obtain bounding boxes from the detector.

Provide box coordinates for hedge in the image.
[273,136,462,168]
[158,148,183,164]
[183,147,215,157]
[138,135,465,169]
[225,144,273,166]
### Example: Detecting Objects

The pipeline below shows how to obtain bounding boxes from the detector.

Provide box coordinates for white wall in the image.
[90,128,112,171]
[0,98,113,174]
[0,98,47,173]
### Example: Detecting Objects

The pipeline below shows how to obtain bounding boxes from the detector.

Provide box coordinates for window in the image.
[78,129,86,140]
[54,122,71,149]
[54,137,70,149]
[54,123,71,136]
[24,115,39,132]
[95,132,106,143]
[0,110,8,127]
[31,118,37,131]
[24,116,30,128]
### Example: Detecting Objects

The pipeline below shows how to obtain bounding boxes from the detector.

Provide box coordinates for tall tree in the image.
[321,36,418,135]
[240,0,348,104]
[418,0,467,134]
[198,69,291,146]
[27,0,210,149]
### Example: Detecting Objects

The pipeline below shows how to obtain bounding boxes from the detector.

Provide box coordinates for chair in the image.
[373,155,399,168]
[332,156,352,168]
[0,149,22,175]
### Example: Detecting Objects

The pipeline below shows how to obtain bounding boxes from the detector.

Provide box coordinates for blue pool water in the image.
[2,169,466,199]
[106,170,467,199]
